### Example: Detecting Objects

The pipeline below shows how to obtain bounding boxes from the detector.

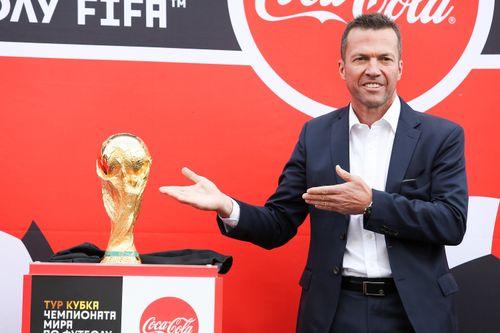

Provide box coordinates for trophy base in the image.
[101,250,141,264]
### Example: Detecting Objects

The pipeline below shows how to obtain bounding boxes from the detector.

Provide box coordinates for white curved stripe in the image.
[445,196,499,268]
[228,0,334,118]
[0,42,250,65]
[474,54,500,69]
[409,1,494,112]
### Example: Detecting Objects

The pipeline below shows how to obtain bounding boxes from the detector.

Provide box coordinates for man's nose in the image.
[365,59,381,76]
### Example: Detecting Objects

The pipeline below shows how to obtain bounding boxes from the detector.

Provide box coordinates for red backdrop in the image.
[1,1,499,331]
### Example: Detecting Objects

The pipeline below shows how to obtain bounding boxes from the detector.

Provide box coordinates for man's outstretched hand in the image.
[159,167,233,218]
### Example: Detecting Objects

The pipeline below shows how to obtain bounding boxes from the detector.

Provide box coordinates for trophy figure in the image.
[96,133,152,264]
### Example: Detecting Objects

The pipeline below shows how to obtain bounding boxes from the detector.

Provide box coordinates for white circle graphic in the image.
[228,1,494,117]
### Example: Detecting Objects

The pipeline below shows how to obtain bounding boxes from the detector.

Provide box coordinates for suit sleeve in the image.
[365,125,468,245]
[216,124,310,250]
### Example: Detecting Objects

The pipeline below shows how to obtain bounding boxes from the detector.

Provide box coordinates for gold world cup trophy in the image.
[96,133,152,264]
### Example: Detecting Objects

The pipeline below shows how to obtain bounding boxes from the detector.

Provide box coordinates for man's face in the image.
[339,28,403,114]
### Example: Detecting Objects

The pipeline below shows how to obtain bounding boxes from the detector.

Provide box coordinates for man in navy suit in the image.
[160,13,467,333]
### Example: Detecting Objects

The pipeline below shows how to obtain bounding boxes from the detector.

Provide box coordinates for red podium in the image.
[22,262,222,333]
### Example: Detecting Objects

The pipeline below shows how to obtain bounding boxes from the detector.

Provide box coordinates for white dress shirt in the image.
[221,98,401,278]
[343,98,400,277]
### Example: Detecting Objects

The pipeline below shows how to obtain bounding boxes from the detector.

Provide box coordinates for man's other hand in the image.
[302,165,372,214]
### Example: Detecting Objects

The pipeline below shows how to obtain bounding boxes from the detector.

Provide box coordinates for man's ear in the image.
[338,59,346,80]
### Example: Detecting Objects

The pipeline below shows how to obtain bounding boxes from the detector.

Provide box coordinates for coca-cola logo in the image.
[227,0,494,116]
[256,0,455,24]
[140,297,199,333]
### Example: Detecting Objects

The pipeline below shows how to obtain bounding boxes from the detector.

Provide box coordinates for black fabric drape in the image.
[48,242,232,274]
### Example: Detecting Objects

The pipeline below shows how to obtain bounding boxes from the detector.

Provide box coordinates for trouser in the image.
[329,288,415,333]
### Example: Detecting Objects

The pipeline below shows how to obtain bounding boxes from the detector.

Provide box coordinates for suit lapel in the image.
[329,107,350,184]
[385,100,421,193]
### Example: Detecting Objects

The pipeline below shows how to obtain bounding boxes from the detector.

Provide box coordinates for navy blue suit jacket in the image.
[218,99,468,333]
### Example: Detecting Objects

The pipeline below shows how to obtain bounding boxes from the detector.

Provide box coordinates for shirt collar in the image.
[349,97,401,133]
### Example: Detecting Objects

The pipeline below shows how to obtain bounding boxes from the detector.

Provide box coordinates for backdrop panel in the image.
[1,1,499,332]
